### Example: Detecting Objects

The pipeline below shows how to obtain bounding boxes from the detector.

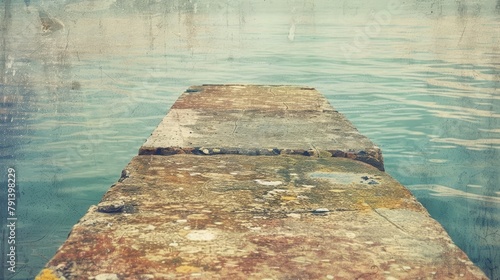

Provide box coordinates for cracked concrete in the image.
[38,155,487,279]
[37,85,487,279]
[139,85,384,171]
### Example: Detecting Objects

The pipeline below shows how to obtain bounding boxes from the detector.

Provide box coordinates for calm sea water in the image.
[1,1,499,279]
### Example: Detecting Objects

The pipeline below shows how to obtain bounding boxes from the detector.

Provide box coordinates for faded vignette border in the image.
[1,1,499,279]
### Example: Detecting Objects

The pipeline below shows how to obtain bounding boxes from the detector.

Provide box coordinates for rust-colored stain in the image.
[172,85,327,111]
[39,154,486,279]
[139,85,385,171]
[37,86,487,279]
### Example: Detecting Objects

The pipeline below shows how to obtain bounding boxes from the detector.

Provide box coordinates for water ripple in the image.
[409,184,500,204]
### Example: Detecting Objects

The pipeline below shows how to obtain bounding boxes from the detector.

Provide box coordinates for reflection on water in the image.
[410,184,500,204]
[1,0,499,279]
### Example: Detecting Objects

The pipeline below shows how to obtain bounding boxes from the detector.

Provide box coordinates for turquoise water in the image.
[1,1,499,279]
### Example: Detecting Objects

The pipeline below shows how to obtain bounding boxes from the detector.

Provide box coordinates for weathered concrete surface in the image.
[139,85,384,171]
[37,85,487,279]
[38,155,486,279]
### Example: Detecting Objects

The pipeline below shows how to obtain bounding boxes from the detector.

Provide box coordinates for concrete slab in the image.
[37,85,487,279]
[139,85,384,171]
[38,155,486,279]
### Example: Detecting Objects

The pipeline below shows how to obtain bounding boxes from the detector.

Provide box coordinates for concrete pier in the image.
[37,85,487,280]
[139,85,384,171]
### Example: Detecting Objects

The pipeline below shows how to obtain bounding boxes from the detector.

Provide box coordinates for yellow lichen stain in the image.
[281,196,297,201]
[356,200,372,211]
[176,265,201,274]
[35,269,60,280]
[375,198,404,209]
